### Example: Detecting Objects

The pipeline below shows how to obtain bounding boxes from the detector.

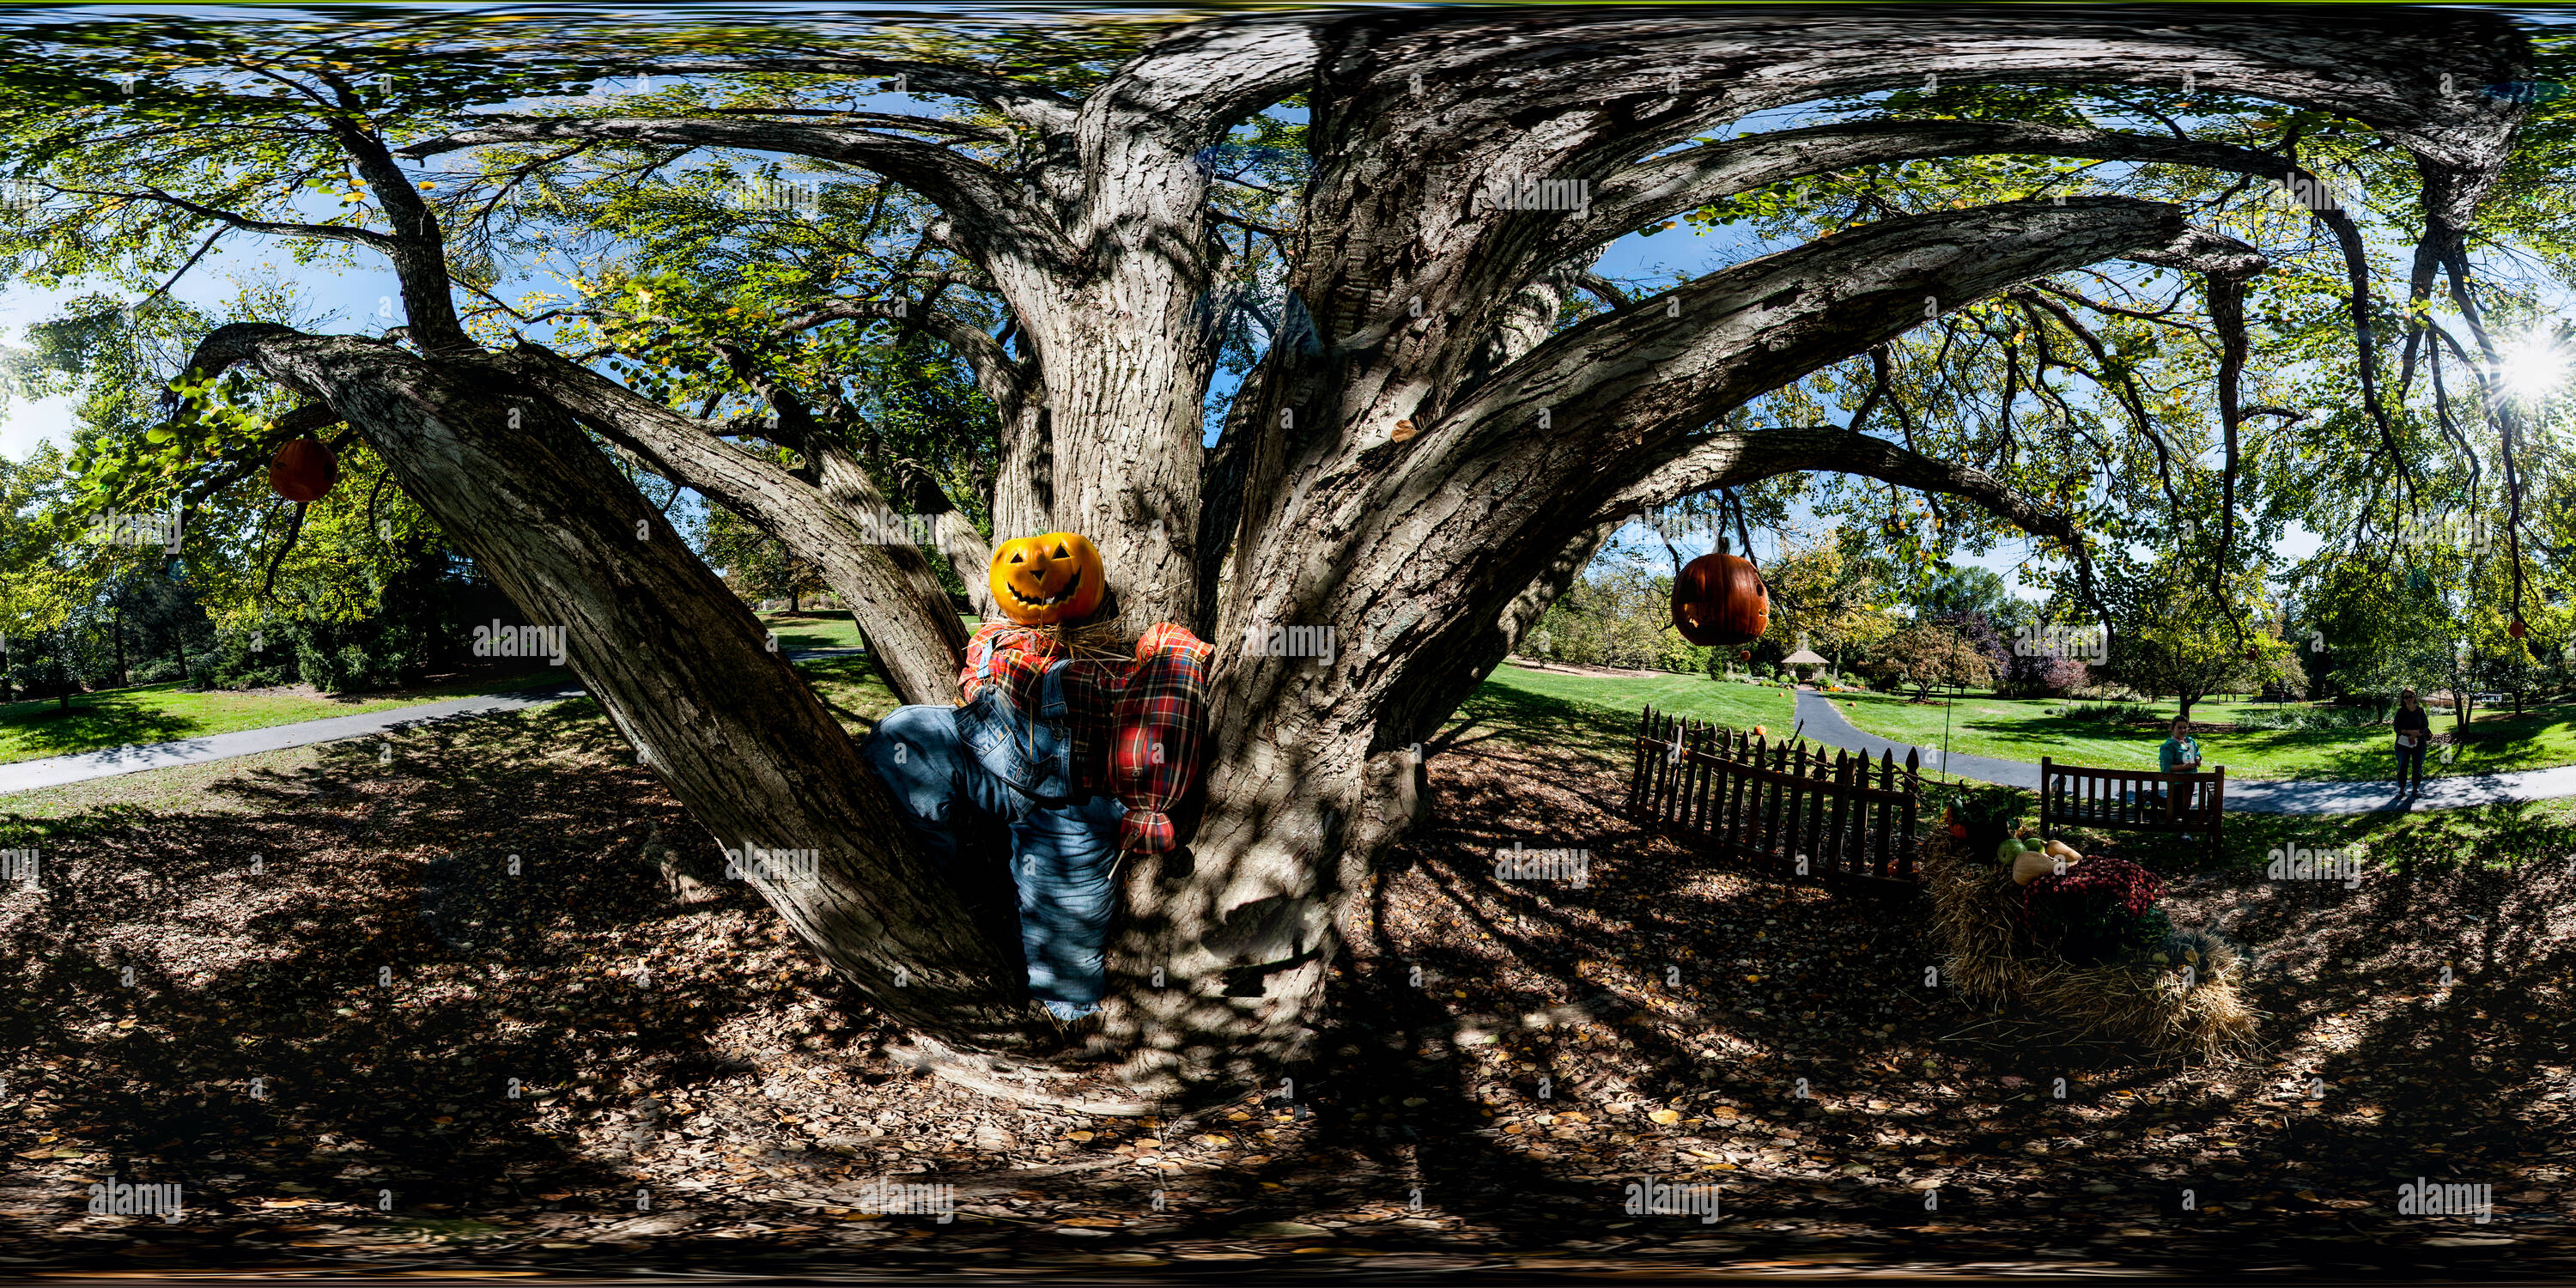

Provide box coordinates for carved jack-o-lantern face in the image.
[988,532,1106,624]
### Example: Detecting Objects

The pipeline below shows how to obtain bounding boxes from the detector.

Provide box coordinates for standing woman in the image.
[2392,688,2431,796]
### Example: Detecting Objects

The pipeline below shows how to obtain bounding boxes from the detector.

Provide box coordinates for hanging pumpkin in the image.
[268,436,339,503]
[1672,545,1769,647]
[987,532,1106,625]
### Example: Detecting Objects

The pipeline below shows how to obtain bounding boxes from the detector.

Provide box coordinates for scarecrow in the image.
[862,532,1212,1024]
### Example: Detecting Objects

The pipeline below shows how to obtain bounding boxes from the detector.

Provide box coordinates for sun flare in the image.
[2496,333,2567,402]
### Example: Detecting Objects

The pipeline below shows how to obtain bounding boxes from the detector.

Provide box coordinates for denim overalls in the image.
[863,647,1126,1018]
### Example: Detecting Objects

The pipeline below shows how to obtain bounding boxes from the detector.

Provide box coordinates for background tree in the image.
[1757,526,1894,677]
[1869,619,1998,703]
[1528,560,1710,674]
[2099,558,2279,721]
[704,507,829,613]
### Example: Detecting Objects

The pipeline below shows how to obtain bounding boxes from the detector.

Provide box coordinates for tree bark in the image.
[120,7,2530,1101]
[179,323,1050,1050]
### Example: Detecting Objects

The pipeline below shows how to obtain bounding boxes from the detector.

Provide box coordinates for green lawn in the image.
[759,611,866,651]
[1951,781,2576,874]
[1830,689,2576,782]
[0,670,574,766]
[1454,664,1798,765]
[793,653,904,736]
[756,610,990,653]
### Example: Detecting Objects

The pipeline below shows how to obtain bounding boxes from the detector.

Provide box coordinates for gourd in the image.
[1670,543,1770,647]
[268,436,339,502]
[987,532,1106,625]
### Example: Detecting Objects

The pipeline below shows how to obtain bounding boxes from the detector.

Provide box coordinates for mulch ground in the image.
[0,699,2569,1279]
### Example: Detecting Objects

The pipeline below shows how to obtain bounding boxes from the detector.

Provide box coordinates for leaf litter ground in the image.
[0,697,2568,1278]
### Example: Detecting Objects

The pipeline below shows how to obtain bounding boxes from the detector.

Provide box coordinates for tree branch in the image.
[390,118,1077,279]
[494,339,972,703]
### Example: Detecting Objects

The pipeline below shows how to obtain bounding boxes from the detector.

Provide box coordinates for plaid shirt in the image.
[959,622,1213,854]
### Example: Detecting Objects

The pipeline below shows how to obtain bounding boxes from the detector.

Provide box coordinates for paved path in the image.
[0,648,871,797]
[1789,686,2576,816]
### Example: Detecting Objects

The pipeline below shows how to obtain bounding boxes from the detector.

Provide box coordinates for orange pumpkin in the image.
[1672,551,1769,647]
[268,436,339,503]
[987,532,1105,625]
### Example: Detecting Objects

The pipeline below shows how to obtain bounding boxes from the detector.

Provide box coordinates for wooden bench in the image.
[2038,756,2225,865]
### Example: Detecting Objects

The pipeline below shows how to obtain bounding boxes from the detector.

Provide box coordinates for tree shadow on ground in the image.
[1287,739,2576,1268]
[0,690,201,756]
[2,689,2569,1273]
[1449,680,1646,766]
[0,702,810,1220]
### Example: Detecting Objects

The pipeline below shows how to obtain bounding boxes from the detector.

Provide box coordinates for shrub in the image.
[2001,654,2092,699]
[130,658,187,685]
[2233,704,2385,732]
[193,634,292,690]
[2057,700,2160,725]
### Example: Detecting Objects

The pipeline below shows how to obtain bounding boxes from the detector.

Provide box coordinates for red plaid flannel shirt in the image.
[958,622,1213,854]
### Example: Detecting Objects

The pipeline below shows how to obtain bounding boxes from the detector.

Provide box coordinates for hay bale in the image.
[1923,830,2257,1056]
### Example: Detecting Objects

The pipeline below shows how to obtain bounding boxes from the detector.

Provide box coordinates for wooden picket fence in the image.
[1625,705,1924,896]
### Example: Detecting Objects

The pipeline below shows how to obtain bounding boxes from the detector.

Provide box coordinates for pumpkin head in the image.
[987,532,1106,625]
[1672,551,1769,647]
[268,436,340,503]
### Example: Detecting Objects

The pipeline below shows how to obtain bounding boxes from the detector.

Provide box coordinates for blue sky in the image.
[0,70,2356,600]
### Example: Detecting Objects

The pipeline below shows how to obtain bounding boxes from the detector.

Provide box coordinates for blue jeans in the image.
[2396,742,2427,789]
[862,668,1124,1014]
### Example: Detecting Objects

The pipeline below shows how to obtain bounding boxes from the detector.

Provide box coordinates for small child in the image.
[2157,717,2202,775]
[2153,716,2202,834]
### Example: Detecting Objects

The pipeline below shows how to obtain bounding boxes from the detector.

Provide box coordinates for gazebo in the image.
[1781,645,1831,682]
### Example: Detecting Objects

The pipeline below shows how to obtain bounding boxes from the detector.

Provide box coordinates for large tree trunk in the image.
[131,8,2529,1106]
[183,324,1052,1051]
